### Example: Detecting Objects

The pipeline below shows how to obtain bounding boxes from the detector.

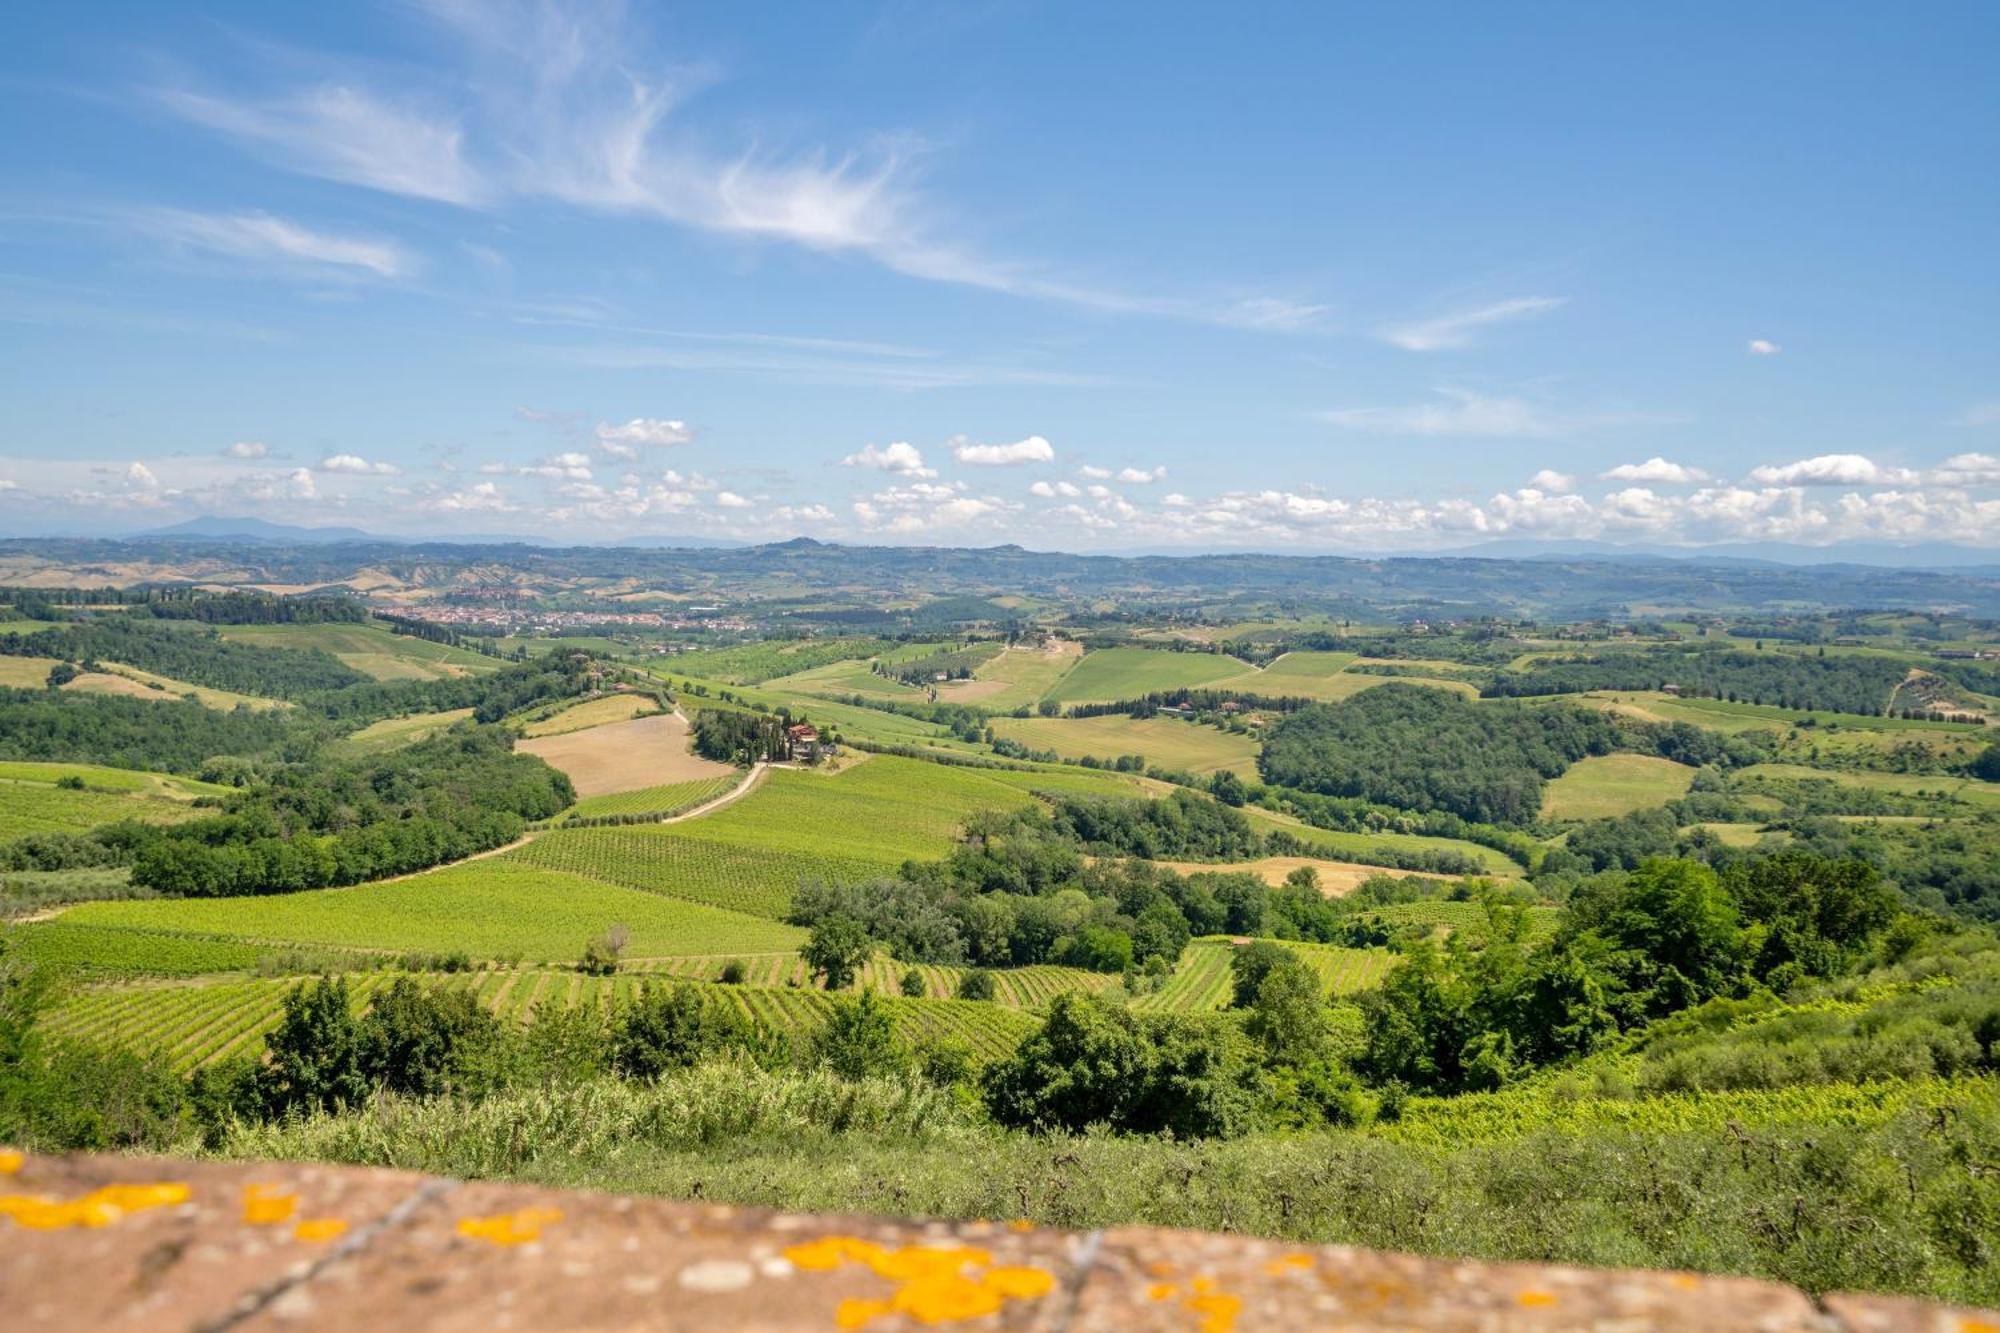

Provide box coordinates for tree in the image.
[256,977,367,1118]
[611,982,741,1080]
[357,978,505,1098]
[1243,957,1328,1064]
[802,914,872,990]
[958,968,996,1001]
[1131,902,1191,967]
[812,990,908,1080]
[1229,941,1297,1008]
[982,993,1260,1138]
[899,967,927,997]
[1973,743,2000,784]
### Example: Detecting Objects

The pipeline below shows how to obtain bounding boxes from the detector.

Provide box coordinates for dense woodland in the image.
[1259,684,1627,824]
[1484,648,1910,714]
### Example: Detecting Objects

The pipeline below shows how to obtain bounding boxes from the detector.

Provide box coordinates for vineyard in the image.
[14,922,272,977]
[41,967,1044,1069]
[1380,1074,1999,1147]
[0,780,207,841]
[58,861,805,962]
[561,774,741,821]
[507,825,884,919]
[1129,938,1393,1013]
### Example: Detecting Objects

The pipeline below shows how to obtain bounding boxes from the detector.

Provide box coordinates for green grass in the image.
[1044,647,1248,704]
[0,760,228,799]
[216,622,499,682]
[958,643,1086,711]
[1243,808,1524,877]
[991,714,1261,777]
[66,663,288,712]
[333,707,476,756]
[508,827,884,919]
[61,860,804,963]
[0,761,225,841]
[1541,754,1697,821]
[1736,763,2000,810]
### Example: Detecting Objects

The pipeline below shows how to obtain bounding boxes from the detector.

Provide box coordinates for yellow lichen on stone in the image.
[1148,1282,1179,1301]
[0,1148,23,1175]
[457,1206,563,1246]
[1262,1252,1314,1275]
[0,1181,190,1230]
[782,1234,1058,1328]
[242,1184,299,1225]
[293,1217,350,1243]
[1517,1290,1559,1307]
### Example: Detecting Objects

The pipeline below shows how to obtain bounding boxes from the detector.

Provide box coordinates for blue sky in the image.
[2,1,1997,550]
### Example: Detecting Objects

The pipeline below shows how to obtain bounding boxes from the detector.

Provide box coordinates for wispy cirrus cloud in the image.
[148,0,1316,331]
[1319,387,1648,439]
[1378,296,1566,351]
[137,208,418,279]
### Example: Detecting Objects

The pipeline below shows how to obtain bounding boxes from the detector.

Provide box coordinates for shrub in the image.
[900,968,927,997]
[357,977,507,1098]
[612,982,745,1081]
[718,959,747,985]
[812,990,909,1081]
[958,968,997,1001]
[256,976,368,1118]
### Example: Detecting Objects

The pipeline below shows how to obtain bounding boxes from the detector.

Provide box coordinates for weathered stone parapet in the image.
[1,1152,1994,1331]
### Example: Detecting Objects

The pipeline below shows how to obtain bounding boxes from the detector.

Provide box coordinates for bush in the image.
[900,967,927,997]
[578,923,629,976]
[958,968,997,1001]
[256,976,368,1118]
[812,990,909,1081]
[983,993,1261,1138]
[612,982,746,1081]
[718,959,747,985]
[357,977,507,1098]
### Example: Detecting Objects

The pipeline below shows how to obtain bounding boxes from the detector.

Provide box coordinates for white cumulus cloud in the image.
[1748,339,1782,356]
[1526,469,1576,493]
[319,453,401,475]
[841,442,934,477]
[1747,454,1917,487]
[951,434,1054,466]
[596,418,693,448]
[223,441,268,459]
[1600,458,1711,484]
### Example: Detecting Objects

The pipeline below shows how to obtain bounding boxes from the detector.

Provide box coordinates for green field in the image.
[1735,763,2000,810]
[65,663,288,712]
[59,860,804,963]
[1541,754,1697,821]
[991,713,1260,777]
[1242,808,1524,877]
[333,707,476,756]
[216,622,499,681]
[1044,647,1248,704]
[956,643,1086,711]
[0,761,226,841]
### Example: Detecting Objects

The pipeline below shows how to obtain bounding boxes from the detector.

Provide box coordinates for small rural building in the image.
[786,724,821,762]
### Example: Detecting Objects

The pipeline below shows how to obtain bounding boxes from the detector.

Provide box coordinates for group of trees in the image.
[788,799,1436,978]
[1483,648,1909,716]
[690,707,794,763]
[1357,854,1904,1095]
[1,618,369,699]
[1259,685,1626,825]
[127,728,573,897]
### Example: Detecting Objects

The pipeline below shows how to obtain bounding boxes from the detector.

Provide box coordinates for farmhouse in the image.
[787,723,821,762]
